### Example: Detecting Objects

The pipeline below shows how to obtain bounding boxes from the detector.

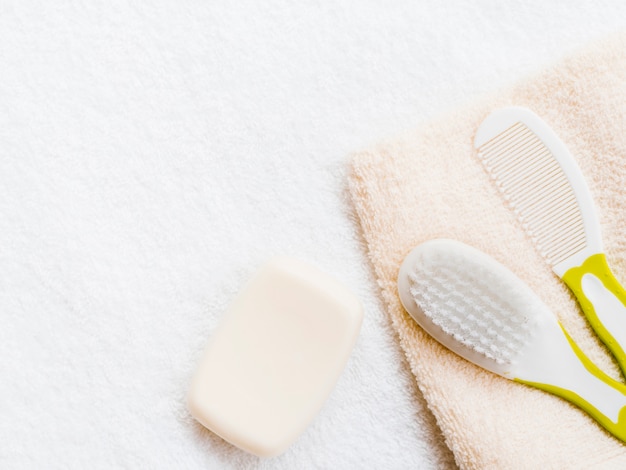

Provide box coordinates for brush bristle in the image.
[476,122,586,266]
[406,243,541,365]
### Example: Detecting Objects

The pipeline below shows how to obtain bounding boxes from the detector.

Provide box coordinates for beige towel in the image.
[348,34,626,469]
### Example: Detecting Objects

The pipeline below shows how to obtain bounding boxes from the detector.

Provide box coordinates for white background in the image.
[1,1,625,469]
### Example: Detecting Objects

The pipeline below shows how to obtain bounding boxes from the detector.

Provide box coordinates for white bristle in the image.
[405,242,542,366]
[476,122,586,266]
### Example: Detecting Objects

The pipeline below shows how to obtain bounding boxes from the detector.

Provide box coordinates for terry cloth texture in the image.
[348,33,626,470]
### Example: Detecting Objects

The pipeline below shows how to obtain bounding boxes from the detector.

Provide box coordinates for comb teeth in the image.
[477,122,586,266]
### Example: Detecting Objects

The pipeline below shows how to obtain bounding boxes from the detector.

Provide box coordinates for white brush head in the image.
[473,107,602,276]
[397,239,555,378]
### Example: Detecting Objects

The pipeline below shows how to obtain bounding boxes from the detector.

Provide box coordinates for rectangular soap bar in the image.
[188,257,363,457]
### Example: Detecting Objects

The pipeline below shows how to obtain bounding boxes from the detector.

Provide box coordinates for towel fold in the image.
[348,33,626,469]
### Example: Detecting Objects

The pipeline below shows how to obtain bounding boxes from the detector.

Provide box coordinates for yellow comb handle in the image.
[563,254,626,378]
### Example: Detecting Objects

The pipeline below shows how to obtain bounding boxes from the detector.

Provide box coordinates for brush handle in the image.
[518,325,626,443]
[562,253,626,378]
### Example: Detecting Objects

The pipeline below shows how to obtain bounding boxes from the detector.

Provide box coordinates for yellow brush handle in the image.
[563,254,626,377]
[518,325,626,443]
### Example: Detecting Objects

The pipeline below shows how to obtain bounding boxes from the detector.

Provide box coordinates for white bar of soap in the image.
[188,257,363,457]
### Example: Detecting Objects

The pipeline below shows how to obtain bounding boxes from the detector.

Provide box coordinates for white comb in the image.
[474,107,626,377]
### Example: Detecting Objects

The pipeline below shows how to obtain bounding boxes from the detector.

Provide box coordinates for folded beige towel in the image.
[349,34,626,469]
